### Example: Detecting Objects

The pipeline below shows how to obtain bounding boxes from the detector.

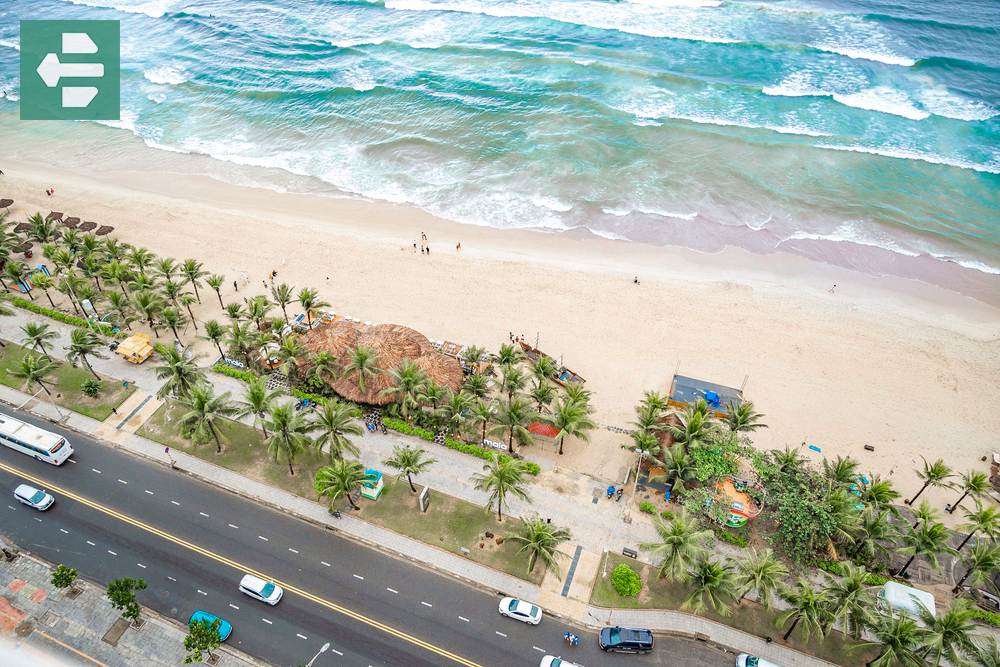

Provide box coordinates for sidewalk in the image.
[0,550,260,667]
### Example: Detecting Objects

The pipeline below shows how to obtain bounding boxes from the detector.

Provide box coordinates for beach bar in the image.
[667,373,743,417]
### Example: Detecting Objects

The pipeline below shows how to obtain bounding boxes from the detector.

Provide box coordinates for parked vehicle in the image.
[0,413,73,465]
[540,656,581,667]
[188,611,232,641]
[736,654,782,667]
[497,597,542,625]
[598,626,654,653]
[238,574,283,606]
[13,484,54,511]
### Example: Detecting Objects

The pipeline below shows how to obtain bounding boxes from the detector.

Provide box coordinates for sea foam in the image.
[65,0,177,18]
[814,44,916,67]
[832,87,928,121]
[143,65,187,86]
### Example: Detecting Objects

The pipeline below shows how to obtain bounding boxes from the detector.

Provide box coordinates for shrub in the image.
[51,564,78,590]
[11,296,120,337]
[714,528,749,548]
[971,608,1000,627]
[211,363,260,384]
[80,378,102,397]
[638,501,657,515]
[660,509,674,520]
[611,563,642,598]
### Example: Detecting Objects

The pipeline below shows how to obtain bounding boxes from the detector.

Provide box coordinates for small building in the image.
[360,469,384,501]
[879,582,935,618]
[115,333,154,364]
[668,373,743,417]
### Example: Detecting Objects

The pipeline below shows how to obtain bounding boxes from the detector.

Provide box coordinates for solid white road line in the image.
[296,633,308,640]
[386,587,398,594]
[458,616,470,623]
[421,601,433,608]
[353,574,364,580]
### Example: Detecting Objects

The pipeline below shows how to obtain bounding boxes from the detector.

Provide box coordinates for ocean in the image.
[1,0,998,287]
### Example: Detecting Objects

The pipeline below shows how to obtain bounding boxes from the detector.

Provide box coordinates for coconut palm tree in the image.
[310,399,363,461]
[471,453,532,522]
[462,373,489,400]
[776,579,833,642]
[546,397,594,455]
[437,391,472,437]
[491,396,535,454]
[848,508,897,569]
[507,517,570,576]
[206,274,226,308]
[956,502,1000,551]
[180,259,207,303]
[860,474,900,513]
[734,548,788,609]
[862,610,927,667]
[264,403,311,476]
[224,302,244,323]
[471,399,496,445]
[128,247,154,277]
[948,471,990,514]
[28,213,58,243]
[824,455,860,488]
[200,320,226,361]
[225,321,255,369]
[974,636,1000,667]
[562,383,592,409]
[651,443,695,497]
[825,562,877,640]
[160,279,185,308]
[460,345,487,371]
[910,499,941,530]
[20,321,59,358]
[683,557,738,616]
[152,344,204,399]
[314,459,367,511]
[530,355,557,387]
[952,541,1000,593]
[80,255,104,292]
[102,259,134,296]
[177,384,237,453]
[295,287,328,325]
[179,293,198,331]
[275,336,305,381]
[128,271,157,293]
[106,291,135,331]
[898,521,958,577]
[269,283,294,323]
[499,365,528,404]
[494,343,523,368]
[665,408,715,448]
[723,400,766,433]
[906,457,954,505]
[235,375,280,438]
[528,381,556,414]
[771,446,807,477]
[641,509,712,582]
[307,350,340,387]
[65,327,106,379]
[918,598,979,667]
[245,295,272,331]
[11,352,58,396]
[159,307,187,343]
[30,272,59,309]
[343,345,381,395]
[153,257,179,283]
[384,444,437,493]
[131,289,164,335]
[418,381,446,412]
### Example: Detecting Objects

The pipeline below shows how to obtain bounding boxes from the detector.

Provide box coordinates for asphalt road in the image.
[0,407,733,667]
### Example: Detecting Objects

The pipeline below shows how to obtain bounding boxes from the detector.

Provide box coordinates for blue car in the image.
[188,610,233,641]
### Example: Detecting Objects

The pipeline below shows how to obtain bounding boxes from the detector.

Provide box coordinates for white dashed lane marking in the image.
[59,528,69,534]
[353,574,364,580]
[33,517,42,522]
[320,561,331,567]
[229,604,240,610]
[137,563,146,569]
[532,646,545,653]
[107,550,117,556]
[167,576,177,582]
[199,512,210,518]
[86,541,95,546]
[197,590,207,596]
[91,468,101,474]
[7,505,16,510]
[117,479,128,485]
[144,490,154,495]
[420,601,433,608]
[261,618,272,625]
[458,616,469,623]
[257,536,268,542]
[68,458,77,463]
[227,524,239,529]
[296,633,308,640]
[331,649,343,656]
[495,631,507,638]
[170,501,180,506]
[288,548,299,554]
[386,587,398,594]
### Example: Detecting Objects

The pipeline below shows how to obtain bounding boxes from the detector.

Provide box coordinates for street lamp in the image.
[306,642,330,667]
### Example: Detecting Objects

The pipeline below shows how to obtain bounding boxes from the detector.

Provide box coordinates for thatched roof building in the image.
[298,320,463,405]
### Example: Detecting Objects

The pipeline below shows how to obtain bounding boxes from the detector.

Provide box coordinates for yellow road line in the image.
[34,629,111,667]
[0,460,482,667]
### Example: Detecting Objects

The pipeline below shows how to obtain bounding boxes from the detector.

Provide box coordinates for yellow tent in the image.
[116,333,154,364]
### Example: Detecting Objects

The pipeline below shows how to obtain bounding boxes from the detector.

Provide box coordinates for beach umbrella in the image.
[46,211,63,222]
[0,199,12,208]
[95,225,114,236]
[62,216,80,228]
[13,222,32,233]
[79,221,98,232]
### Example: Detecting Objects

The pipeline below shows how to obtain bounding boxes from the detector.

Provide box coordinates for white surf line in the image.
[288,548,299,554]
[144,490,154,495]
[420,601,433,608]
[458,616,469,623]
[170,500,180,506]
[229,604,240,610]
[199,512,209,517]
[352,574,364,580]
[296,633,307,640]
[107,550,117,556]
[117,479,128,485]
[91,468,101,474]
[495,631,507,638]
[227,523,239,529]
[386,587,398,594]
[261,618,272,625]
[320,561,331,567]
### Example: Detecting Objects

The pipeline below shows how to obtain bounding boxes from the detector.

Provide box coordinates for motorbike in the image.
[614,488,624,502]
[563,631,580,647]
[606,485,616,499]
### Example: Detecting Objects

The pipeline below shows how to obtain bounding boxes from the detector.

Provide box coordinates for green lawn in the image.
[138,401,545,584]
[591,552,879,666]
[0,343,135,420]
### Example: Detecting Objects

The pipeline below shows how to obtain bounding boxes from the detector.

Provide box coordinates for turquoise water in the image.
[1,0,998,282]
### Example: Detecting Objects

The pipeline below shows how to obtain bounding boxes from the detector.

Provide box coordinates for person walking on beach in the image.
[633,276,639,284]
[456,242,461,252]
[233,280,238,292]
[828,283,837,294]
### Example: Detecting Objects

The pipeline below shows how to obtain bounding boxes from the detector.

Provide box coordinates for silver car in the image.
[238,574,283,605]
[14,484,54,511]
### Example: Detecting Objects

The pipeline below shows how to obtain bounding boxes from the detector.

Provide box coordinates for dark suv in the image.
[599,626,654,654]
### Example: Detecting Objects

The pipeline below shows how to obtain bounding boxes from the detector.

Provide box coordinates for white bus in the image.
[0,413,73,465]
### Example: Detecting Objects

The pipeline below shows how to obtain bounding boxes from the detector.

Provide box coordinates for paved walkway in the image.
[0,550,260,667]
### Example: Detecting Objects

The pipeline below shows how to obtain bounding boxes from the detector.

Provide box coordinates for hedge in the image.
[12,296,120,337]
[638,501,657,515]
[971,608,1000,627]
[611,563,642,598]
[212,365,541,475]
[714,528,749,548]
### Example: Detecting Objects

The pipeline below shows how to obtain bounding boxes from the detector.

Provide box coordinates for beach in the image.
[1,122,998,522]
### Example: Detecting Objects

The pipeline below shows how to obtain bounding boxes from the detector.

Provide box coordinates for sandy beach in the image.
[0,125,998,524]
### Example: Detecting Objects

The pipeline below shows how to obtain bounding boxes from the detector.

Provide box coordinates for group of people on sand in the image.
[411,231,462,255]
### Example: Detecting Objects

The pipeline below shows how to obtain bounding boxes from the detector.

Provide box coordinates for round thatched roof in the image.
[298,320,464,405]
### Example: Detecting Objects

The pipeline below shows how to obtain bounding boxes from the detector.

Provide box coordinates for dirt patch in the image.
[0,596,27,634]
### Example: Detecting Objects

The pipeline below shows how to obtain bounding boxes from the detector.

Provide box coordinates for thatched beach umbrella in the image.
[13,222,31,233]
[0,199,12,208]
[79,221,98,232]
[298,320,464,405]
[62,216,80,228]
[46,211,63,222]
[95,225,114,236]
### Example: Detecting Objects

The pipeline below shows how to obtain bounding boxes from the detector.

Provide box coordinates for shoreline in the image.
[0,146,998,522]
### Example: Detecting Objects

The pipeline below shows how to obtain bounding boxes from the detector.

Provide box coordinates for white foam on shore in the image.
[832,87,928,121]
[143,65,187,86]
[65,0,177,18]
[587,227,629,241]
[814,44,916,67]
[819,144,1000,175]
[531,195,573,213]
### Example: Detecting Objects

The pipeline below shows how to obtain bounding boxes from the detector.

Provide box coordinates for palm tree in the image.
[918,599,979,667]
[270,283,295,323]
[499,365,528,404]
[848,508,897,569]
[160,279,185,308]
[494,343,523,368]
[177,385,237,453]
[419,381,445,411]
[56,272,84,314]
[296,287,329,325]
[275,336,305,381]
[665,408,715,448]
[224,302,244,324]
[152,344,205,399]
[723,401,766,433]
[343,345,381,395]
[202,320,227,361]
[11,352,58,396]
[310,399,363,461]
[379,361,427,422]
[384,444,437,493]
[159,307,187,342]
[30,272,58,309]
[507,517,570,576]
[128,247,154,277]
[437,391,472,437]
[225,321,256,369]
[546,397,594,455]
[28,213,58,243]
[562,383,592,409]
[734,548,788,609]
[106,291,135,331]
[471,453,532,522]
[314,459,367,511]
[906,457,954,505]
[235,375,279,438]
[462,373,489,400]
[974,636,1000,667]
[153,257,179,283]
[641,509,712,581]
[771,446,806,476]
[460,345,487,371]
[825,562,877,640]
[910,499,941,530]
[776,579,833,642]
[683,557,738,616]
[102,259,132,296]
[179,293,198,331]
[20,321,58,358]
[898,521,958,577]
[264,403,311,475]
[490,397,535,454]
[528,382,556,414]
[956,502,1000,551]
[652,443,695,497]
[206,274,226,308]
[128,271,156,293]
[948,470,990,514]
[860,474,900,513]
[824,455,860,487]
[245,295,272,331]
[471,399,496,445]
[65,327,106,379]
[180,259,207,303]
[308,350,341,387]
[530,356,557,386]
[79,255,104,292]
[953,541,1000,593]
[131,289,164,335]
[863,610,927,667]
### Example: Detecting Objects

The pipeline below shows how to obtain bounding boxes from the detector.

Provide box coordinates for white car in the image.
[497,597,542,625]
[540,657,581,667]
[238,574,283,605]
[14,484,54,511]
[737,654,783,667]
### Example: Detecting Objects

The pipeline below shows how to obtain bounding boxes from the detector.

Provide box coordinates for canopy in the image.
[116,333,154,364]
[880,582,935,618]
